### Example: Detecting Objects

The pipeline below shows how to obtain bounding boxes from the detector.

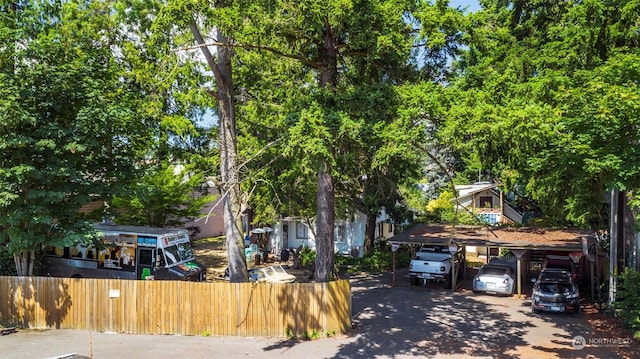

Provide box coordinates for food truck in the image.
[41,223,206,281]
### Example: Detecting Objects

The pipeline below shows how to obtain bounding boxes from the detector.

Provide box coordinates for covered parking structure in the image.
[388,224,600,298]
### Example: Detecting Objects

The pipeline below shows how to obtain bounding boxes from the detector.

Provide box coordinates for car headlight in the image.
[533,294,540,301]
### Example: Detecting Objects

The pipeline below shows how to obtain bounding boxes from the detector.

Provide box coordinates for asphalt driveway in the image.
[0,269,634,359]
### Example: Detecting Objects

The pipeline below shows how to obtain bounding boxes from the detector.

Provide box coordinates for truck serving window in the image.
[164,242,195,266]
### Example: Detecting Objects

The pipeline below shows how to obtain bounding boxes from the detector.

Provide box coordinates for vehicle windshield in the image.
[482,266,508,275]
[538,283,574,294]
[163,242,195,266]
[547,263,573,271]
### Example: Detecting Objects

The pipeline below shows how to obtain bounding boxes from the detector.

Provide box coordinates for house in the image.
[454,182,525,225]
[454,181,538,257]
[263,208,395,258]
[181,185,225,239]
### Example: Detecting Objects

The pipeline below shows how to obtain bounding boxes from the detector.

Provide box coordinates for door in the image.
[136,248,155,280]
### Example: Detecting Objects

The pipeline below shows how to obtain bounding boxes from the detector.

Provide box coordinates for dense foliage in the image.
[0,1,148,275]
[615,268,640,339]
[2,0,640,280]
[443,0,640,228]
[0,1,218,275]
[111,165,214,227]
[335,246,412,273]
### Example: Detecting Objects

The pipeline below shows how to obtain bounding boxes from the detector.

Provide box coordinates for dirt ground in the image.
[191,237,228,280]
[192,236,314,282]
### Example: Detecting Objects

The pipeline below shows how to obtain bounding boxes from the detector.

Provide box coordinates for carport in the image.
[388,224,599,298]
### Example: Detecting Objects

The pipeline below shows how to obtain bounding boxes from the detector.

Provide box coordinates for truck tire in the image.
[409,275,419,286]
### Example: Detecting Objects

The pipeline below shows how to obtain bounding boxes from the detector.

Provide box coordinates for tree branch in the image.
[188,18,222,99]
[173,41,322,69]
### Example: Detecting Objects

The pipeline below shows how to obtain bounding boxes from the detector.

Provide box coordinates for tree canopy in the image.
[0,1,156,275]
[2,0,640,278]
[442,0,640,228]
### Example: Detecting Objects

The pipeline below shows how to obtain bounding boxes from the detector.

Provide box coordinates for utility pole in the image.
[609,189,626,306]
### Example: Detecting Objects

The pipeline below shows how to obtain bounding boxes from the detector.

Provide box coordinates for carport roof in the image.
[389,224,594,251]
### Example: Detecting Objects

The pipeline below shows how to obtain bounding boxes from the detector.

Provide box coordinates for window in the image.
[479,196,493,208]
[164,242,195,266]
[296,222,308,239]
[138,248,153,266]
[336,225,346,240]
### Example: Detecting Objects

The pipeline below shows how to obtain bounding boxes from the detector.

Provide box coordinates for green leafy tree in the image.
[111,165,214,227]
[615,267,640,339]
[209,0,426,281]
[443,0,640,227]
[0,1,147,275]
[426,190,456,223]
[226,1,467,278]
[113,1,467,282]
[113,0,250,282]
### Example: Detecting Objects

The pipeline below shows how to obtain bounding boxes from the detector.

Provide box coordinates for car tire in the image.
[409,275,418,286]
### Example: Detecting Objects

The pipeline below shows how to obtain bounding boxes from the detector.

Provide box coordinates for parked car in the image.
[473,259,516,296]
[542,255,579,283]
[531,269,580,314]
[409,244,464,289]
[249,265,296,283]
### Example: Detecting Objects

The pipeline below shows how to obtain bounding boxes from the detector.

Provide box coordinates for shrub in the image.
[0,246,16,276]
[299,246,316,267]
[334,247,411,273]
[614,267,640,339]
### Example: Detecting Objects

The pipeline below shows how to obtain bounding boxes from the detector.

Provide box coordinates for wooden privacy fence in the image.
[0,276,351,337]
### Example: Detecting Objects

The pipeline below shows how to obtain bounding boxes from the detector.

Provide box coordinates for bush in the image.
[299,246,316,267]
[0,246,16,276]
[614,267,640,339]
[335,247,411,273]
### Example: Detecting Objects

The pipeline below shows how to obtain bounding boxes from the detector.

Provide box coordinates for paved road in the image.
[0,270,632,359]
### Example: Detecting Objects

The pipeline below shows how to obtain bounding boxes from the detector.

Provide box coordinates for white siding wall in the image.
[272,211,368,257]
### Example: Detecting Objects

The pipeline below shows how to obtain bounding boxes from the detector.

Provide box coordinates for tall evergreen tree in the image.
[228,0,439,280]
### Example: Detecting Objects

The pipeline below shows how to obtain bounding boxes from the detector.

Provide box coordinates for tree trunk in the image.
[313,19,338,282]
[364,211,377,254]
[190,21,248,282]
[13,250,35,276]
[315,168,335,282]
[215,30,249,283]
